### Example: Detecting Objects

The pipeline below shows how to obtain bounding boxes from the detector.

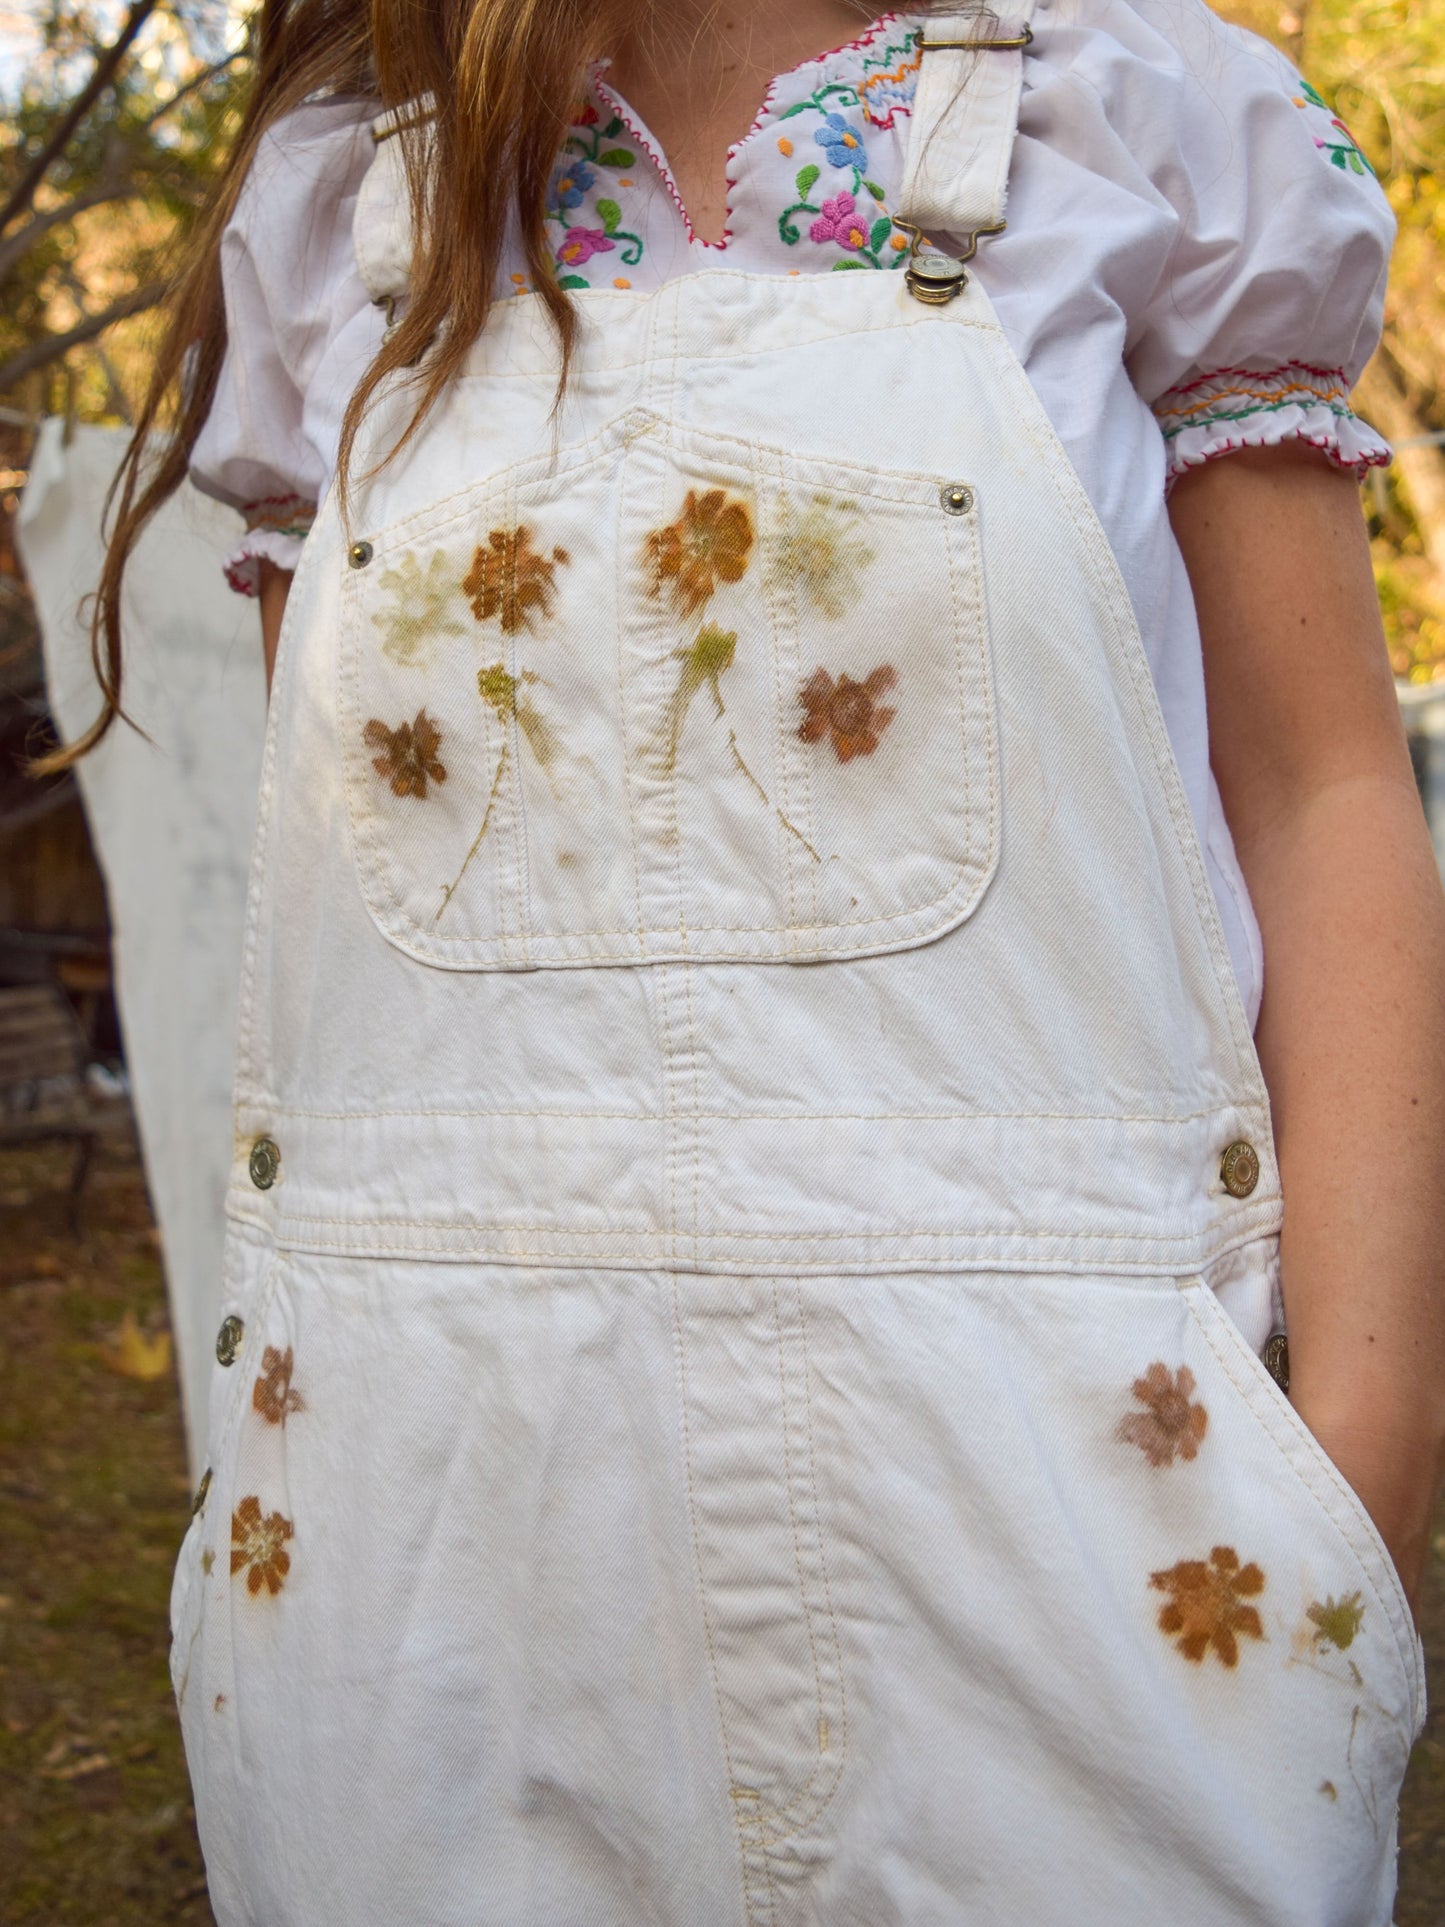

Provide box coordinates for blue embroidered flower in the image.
[813,112,867,171]
[551,158,597,211]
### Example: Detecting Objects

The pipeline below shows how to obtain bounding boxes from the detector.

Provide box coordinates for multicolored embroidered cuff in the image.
[222,495,318,596]
[1151,363,1391,487]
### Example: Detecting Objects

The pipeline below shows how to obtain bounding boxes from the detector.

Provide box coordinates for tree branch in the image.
[136,44,246,135]
[0,280,166,390]
[0,0,161,236]
[0,179,134,284]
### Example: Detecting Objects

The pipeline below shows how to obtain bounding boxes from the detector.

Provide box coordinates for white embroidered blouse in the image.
[189,0,1397,1021]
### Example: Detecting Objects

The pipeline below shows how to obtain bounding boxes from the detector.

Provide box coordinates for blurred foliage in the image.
[1222,0,1445,680]
[0,0,248,421]
[0,0,1443,681]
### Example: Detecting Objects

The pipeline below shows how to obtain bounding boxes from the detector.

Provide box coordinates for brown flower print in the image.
[798,665,898,763]
[1307,1592,1366,1652]
[230,1496,294,1598]
[364,710,447,799]
[1117,1363,1208,1468]
[646,489,755,616]
[253,1345,305,1426]
[462,526,570,635]
[1151,1546,1265,1667]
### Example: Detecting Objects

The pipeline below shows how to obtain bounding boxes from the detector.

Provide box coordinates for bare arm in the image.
[1171,444,1445,1614]
[258,558,293,696]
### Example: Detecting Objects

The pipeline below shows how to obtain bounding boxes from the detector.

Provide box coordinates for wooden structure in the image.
[0,981,99,1227]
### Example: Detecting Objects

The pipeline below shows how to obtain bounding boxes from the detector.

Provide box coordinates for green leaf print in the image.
[795,163,821,199]
[603,115,624,139]
[598,147,636,168]
[557,274,590,290]
[596,197,622,234]
[863,178,886,202]
[870,216,894,252]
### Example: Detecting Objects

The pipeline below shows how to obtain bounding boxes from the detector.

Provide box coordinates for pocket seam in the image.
[339,412,1002,966]
[1181,1277,1423,1728]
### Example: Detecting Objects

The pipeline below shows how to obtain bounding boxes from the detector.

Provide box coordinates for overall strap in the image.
[897,4,1036,269]
[353,102,434,312]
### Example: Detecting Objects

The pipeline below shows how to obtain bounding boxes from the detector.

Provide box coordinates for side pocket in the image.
[1183,1274,1425,1737]
[169,1236,285,1712]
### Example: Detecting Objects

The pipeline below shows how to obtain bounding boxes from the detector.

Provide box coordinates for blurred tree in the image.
[0,0,247,417]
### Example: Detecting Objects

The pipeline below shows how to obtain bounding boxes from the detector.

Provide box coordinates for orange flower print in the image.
[798,665,898,763]
[364,710,447,799]
[1117,1363,1208,1468]
[230,1496,294,1598]
[646,489,755,617]
[253,1345,305,1426]
[1151,1546,1265,1667]
[462,526,570,635]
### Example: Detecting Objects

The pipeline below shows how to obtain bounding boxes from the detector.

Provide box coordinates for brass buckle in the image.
[897,219,1007,304]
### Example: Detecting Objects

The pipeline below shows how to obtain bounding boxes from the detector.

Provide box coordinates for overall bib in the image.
[170,14,1425,1922]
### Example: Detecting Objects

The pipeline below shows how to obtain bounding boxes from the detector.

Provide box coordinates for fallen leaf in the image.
[99,1312,172,1382]
[43,1751,112,1781]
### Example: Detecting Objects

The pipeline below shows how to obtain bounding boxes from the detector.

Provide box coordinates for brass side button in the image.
[906,247,968,305]
[216,1315,245,1367]
[248,1137,281,1191]
[1220,1140,1260,1199]
[192,1467,212,1518]
[940,482,975,516]
[348,540,374,569]
[1262,1333,1290,1395]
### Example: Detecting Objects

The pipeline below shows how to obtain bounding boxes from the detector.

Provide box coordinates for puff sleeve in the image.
[189,97,378,593]
[1074,0,1396,485]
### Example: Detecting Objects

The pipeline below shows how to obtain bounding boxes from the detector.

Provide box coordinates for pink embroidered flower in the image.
[556,226,616,268]
[809,193,869,252]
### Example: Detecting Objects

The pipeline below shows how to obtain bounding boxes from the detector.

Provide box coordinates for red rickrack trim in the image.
[224,554,261,598]
[1165,428,1391,491]
[588,12,909,254]
[1155,359,1349,405]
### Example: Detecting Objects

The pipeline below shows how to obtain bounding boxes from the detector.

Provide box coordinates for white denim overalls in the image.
[170,13,1426,1922]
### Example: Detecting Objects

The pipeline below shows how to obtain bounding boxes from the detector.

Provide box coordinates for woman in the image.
[78,0,1445,1918]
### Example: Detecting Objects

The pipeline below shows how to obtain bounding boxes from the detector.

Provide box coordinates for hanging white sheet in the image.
[18,419,264,1471]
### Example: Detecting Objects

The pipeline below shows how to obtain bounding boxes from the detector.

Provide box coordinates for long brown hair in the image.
[49,0,624,768]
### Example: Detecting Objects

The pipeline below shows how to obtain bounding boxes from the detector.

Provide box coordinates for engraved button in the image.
[906,247,968,304]
[248,1136,281,1190]
[215,1315,244,1367]
[348,540,374,569]
[1262,1333,1290,1395]
[1220,1140,1261,1199]
[192,1467,212,1518]
[940,483,975,516]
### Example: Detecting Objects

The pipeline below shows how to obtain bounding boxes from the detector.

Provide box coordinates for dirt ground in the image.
[3,1128,1445,1925]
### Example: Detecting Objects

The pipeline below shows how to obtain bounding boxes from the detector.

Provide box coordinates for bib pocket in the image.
[339,409,999,968]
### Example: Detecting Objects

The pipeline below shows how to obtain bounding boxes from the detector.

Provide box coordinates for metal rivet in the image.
[940,483,975,516]
[248,1136,281,1191]
[907,248,968,305]
[1262,1333,1290,1395]
[1220,1139,1261,1199]
[348,540,374,569]
[216,1315,244,1367]
[192,1467,212,1518]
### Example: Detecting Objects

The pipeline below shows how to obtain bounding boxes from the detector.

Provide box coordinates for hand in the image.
[1290,1394,1439,1630]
